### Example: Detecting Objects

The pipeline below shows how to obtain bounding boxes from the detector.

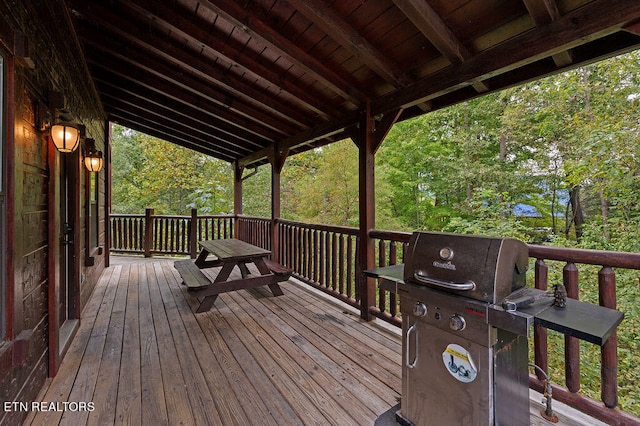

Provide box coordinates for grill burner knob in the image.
[413,302,428,317]
[449,315,466,331]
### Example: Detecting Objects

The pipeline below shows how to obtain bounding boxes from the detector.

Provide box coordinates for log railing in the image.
[367,229,411,327]
[527,244,640,426]
[110,213,145,254]
[278,219,360,309]
[236,215,271,251]
[195,211,234,243]
[109,211,640,424]
[110,209,234,257]
[151,214,192,256]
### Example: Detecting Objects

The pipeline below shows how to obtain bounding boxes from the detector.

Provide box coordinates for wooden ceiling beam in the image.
[69,0,338,122]
[87,61,280,147]
[238,111,359,167]
[238,32,640,167]
[624,20,640,36]
[108,111,235,161]
[523,0,574,67]
[93,74,272,149]
[100,92,254,157]
[105,101,250,159]
[190,0,367,104]
[392,0,489,92]
[373,0,640,116]
[76,23,302,137]
[286,0,410,87]
[522,0,560,24]
[393,0,467,65]
[72,7,327,125]
[81,42,296,142]
[63,0,640,165]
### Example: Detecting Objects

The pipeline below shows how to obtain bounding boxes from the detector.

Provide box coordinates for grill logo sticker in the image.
[442,343,477,383]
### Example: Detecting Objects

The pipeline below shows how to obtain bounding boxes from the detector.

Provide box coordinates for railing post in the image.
[189,208,198,259]
[144,208,154,257]
[599,266,618,408]
[563,262,580,393]
[534,259,549,379]
[378,240,387,313]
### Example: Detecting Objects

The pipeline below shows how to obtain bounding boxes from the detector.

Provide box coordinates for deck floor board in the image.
[146,263,199,426]
[137,263,169,426]
[27,258,401,426]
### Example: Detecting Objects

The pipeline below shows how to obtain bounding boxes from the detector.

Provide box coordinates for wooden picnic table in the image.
[174,239,290,313]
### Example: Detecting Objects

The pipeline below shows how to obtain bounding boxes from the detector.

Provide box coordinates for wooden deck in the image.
[25,256,606,426]
[26,257,401,426]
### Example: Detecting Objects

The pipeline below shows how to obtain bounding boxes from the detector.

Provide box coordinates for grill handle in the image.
[406,323,417,369]
[413,273,476,291]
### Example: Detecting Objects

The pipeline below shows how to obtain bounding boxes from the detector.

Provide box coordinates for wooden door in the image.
[49,149,80,376]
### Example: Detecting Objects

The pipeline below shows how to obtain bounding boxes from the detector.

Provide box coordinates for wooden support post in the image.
[233,162,243,239]
[354,105,402,321]
[105,122,112,267]
[356,103,376,321]
[271,164,280,261]
[144,208,154,257]
[47,112,60,375]
[534,259,549,379]
[5,54,16,341]
[269,145,288,262]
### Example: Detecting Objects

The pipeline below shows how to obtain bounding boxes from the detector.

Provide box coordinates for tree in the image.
[111,126,233,215]
[242,166,271,217]
[282,140,359,226]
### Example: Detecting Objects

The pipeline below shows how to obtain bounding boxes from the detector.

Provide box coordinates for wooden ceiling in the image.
[67,0,640,166]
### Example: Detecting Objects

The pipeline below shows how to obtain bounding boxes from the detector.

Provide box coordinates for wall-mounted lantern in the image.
[50,122,80,153]
[83,138,103,172]
[40,105,81,153]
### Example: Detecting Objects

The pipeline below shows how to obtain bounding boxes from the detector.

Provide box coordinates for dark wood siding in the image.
[0,1,107,424]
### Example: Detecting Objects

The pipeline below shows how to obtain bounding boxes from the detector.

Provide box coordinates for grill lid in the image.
[403,232,529,303]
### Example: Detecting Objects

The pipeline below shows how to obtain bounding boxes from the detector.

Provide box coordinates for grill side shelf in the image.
[522,298,624,346]
[363,264,405,282]
[486,286,623,346]
[363,264,405,294]
[493,286,624,346]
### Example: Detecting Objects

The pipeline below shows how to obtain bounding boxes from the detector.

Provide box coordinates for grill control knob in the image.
[413,302,427,317]
[449,315,466,331]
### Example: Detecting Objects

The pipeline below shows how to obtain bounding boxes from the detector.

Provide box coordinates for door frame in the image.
[47,141,81,376]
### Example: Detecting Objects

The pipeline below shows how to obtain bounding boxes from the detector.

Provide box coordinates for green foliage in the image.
[278,141,360,226]
[111,126,232,215]
[242,166,271,217]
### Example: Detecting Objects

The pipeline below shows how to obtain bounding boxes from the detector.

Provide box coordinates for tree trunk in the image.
[569,186,585,241]
[499,131,507,218]
[599,185,609,241]
[551,187,557,235]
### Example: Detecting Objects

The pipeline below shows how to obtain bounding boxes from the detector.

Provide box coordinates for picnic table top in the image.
[198,239,271,261]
